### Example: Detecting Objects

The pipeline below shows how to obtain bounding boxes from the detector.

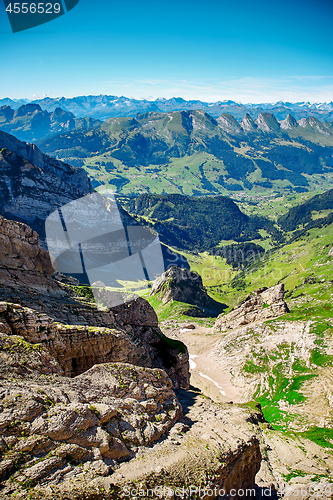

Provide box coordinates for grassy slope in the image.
[82,148,333,196]
[146,195,333,457]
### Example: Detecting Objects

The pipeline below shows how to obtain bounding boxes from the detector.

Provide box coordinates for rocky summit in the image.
[150,266,226,316]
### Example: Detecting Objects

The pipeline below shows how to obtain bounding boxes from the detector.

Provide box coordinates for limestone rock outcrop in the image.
[280,113,298,130]
[255,113,280,132]
[241,113,257,132]
[150,266,226,315]
[214,284,289,332]
[217,112,243,134]
[0,215,62,295]
[0,361,181,489]
[0,215,190,389]
[0,380,262,499]
[329,247,333,256]
[107,391,262,500]
[0,301,190,388]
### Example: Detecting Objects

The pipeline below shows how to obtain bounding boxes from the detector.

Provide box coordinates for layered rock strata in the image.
[0,216,190,389]
[214,284,289,332]
[0,361,182,492]
[0,301,190,387]
[0,379,262,499]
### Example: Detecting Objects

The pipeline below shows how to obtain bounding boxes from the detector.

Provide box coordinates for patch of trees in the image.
[122,193,282,252]
[213,242,265,269]
[278,189,333,231]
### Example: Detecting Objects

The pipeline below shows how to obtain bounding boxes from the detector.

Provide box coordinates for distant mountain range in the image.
[2,95,333,121]
[0,103,101,142]
[38,109,333,196]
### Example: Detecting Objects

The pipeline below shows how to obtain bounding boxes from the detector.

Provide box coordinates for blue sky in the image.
[1,0,333,102]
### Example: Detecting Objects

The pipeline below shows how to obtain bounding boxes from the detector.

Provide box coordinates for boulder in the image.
[214,284,289,332]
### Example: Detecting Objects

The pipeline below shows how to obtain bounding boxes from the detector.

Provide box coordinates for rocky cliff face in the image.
[0,131,93,240]
[0,359,182,491]
[150,266,226,316]
[0,215,61,296]
[0,215,190,389]
[214,284,289,332]
[0,300,190,387]
[0,216,264,499]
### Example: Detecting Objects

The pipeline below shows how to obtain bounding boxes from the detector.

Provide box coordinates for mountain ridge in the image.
[0,103,101,142]
[2,95,333,121]
[37,109,333,197]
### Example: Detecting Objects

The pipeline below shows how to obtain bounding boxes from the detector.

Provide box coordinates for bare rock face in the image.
[280,113,298,130]
[214,284,289,332]
[0,216,190,389]
[255,113,280,132]
[0,215,62,296]
[0,362,182,491]
[217,113,243,134]
[241,113,257,132]
[0,301,190,389]
[30,390,262,500]
[150,266,226,315]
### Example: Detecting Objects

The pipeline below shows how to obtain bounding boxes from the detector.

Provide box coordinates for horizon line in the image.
[1,94,333,106]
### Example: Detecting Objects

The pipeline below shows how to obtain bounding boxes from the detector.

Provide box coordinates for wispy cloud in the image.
[133,76,333,103]
[52,76,333,103]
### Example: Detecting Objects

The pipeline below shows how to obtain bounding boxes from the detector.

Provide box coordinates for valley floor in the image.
[161,312,333,498]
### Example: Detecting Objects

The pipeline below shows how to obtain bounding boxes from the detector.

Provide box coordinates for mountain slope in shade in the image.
[0,130,93,239]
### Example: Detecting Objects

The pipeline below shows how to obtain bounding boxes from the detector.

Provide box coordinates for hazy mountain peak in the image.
[298,116,330,135]
[280,113,298,130]
[13,103,42,118]
[217,112,242,134]
[241,113,257,131]
[255,112,280,132]
[0,105,15,121]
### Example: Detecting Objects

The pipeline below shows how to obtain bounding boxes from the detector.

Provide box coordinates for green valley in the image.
[37,110,333,197]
